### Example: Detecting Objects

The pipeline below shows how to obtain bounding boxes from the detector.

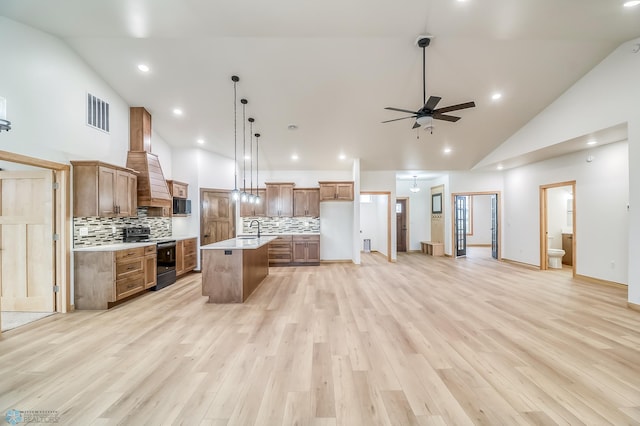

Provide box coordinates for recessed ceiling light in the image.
[587,140,597,145]
[137,64,150,73]
[173,108,183,116]
[288,124,298,130]
[197,139,205,145]
[291,154,299,160]
[339,154,346,160]
[244,154,251,160]
[497,164,504,170]
[443,148,452,154]
[491,93,502,101]
[624,1,640,7]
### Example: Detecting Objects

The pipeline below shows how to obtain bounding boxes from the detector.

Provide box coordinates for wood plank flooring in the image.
[1,252,640,425]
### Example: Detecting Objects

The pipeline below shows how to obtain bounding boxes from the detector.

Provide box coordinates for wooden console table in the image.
[421,241,444,256]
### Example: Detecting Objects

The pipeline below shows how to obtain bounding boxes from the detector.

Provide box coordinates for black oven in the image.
[155,240,177,290]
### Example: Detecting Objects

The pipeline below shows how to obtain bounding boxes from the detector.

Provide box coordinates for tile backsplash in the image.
[242,217,320,234]
[73,208,172,247]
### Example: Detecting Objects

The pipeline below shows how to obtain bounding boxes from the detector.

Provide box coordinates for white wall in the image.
[503,141,628,284]
[0,18,131,166]
[467,195,493,246]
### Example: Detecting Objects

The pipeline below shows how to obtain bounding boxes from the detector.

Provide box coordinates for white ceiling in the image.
[1,0,639,173]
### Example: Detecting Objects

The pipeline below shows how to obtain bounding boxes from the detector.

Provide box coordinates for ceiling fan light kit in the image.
[382,34,475,132]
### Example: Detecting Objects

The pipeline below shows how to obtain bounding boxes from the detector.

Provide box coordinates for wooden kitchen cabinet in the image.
[176,238,197,277]
[75,245,154,309]
[293,188,320,217]
[292,235,320,264]
[168,180,188,199]
[268,235,293,265]
[240,189,267,217]
[318,181,354,201]
[72,161,138,217]
[266,183,294,217]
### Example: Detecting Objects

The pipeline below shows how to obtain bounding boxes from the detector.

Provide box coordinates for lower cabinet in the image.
[268,236,293,265]
[292,235,320,264]
[75,245,155,309]
[176,237,197,277]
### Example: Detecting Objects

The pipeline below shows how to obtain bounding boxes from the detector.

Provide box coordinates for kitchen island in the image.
[200,236,277,303]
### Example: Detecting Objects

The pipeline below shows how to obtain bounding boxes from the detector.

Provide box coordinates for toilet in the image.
[547,236,565,269]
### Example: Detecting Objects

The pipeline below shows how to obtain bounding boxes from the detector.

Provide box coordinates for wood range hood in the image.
[126,107,172,208]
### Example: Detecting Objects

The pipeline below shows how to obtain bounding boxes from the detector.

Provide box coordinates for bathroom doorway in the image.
[540,181,576,274]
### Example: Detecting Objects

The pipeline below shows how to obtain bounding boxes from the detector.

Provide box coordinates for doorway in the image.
[452,192,500,260]
[359,191,392,262]
[540,181,576,274]
[200,188,235,247]
[396,197,408,253]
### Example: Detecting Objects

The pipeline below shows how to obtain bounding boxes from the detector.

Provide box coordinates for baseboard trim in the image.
[468,244,492,247]
[628,302,640,312]
[574,274,627,289]
[320,259,353,264]
[500,258,539,270]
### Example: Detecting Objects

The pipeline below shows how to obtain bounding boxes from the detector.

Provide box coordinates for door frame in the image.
[539,181,576,274]
[360,191,392,262]
[0,150,71,314]
[451,191,502,260]
[396,196,409,253]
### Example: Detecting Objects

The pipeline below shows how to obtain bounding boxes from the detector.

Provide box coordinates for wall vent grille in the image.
[87,93,110,133]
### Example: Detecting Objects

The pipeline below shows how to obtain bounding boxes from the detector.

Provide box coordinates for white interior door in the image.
[0,170,55,312]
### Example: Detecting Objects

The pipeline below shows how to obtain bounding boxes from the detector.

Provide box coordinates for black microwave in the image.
[173,198,191,215]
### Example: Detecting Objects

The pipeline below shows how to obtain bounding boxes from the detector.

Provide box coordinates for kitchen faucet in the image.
[249,220,261,238]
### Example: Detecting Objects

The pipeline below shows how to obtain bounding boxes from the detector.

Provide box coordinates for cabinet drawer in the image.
[116,247,144,261]
[144,245,156,255]
[116,273,145,300]
[183,238,197,255]
[293,235,320,242]
[115,257,144,279]
[184,253,197,269]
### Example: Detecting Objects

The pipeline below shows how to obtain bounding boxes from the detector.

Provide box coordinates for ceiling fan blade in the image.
[382,116,417,123]
[434,101,476,114]
[422,96,442,112]
[412,121,421,129]
[433,113,461,122]
[385,107,420,114]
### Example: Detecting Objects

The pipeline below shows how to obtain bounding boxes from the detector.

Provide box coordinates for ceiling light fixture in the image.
[173,108,183,116]
[255,133,261,205]
[230,76,240,200]
[137,64,150,72]
[339,154,346,160]
[491,93,502,101]
[497,164,504,170]
[587,140,597,145]
[444,147,452,154]
[623,0,640,7]
[410,176,421,193]
[291,154,299,160]
[240,98,248,202]
[0,97,11,132]
[248,117,256,204]
[197,139,205,145]
[288,124,298,130]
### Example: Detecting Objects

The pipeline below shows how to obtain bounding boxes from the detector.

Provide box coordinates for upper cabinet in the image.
[293,189,320,217]
[240,189,267,217]
[168,180,188,199]
[71,161,138,217]
[318,181,354,201]
[266,183,294,217]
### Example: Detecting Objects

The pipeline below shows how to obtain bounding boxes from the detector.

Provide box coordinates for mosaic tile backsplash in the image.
[73,208,172,247]
[241,217,320,234]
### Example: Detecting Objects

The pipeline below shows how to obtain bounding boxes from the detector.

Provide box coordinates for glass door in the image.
[455,195,467,257]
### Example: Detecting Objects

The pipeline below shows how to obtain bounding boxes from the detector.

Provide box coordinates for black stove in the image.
[123,227,176,290]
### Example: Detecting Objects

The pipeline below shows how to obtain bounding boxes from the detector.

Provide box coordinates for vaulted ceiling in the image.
[1,0,639,172]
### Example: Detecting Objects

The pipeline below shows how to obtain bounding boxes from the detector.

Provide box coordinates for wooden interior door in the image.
[200,189,234,246]
[0,170,55,312]
[396,198,407,252]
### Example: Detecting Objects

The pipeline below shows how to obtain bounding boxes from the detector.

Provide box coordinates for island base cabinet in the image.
[201,244,269,303]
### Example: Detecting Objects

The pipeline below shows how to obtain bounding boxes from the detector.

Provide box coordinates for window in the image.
[396,203,402,213]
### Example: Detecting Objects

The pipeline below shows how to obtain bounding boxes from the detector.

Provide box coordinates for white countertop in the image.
[74,242,156,252]
[200,236,278,250]
[238,232,320,237]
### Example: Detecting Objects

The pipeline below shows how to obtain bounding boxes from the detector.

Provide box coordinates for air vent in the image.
[87,93,110,133]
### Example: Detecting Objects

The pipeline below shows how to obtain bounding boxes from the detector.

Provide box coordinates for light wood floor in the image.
[1,253,640,425]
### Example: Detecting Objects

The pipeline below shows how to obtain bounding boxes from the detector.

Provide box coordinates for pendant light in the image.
[247,117,256,204]
[410,176,421,193]
[230,76,240,200]
[240,98,248,202]
[254,133,261,204]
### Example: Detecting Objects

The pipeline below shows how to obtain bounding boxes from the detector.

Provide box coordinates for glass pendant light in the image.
[410,175,421,193]
[240,98,248,202]
[254,133,261,205]
[230,76,240,200]
[248,117,256,204]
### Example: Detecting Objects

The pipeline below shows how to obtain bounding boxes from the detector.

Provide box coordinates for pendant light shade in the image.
[254,133,261,205]
[410,176,421,193]
[240,98,248,202]
[230,76,240,200]
[248,117,256,204]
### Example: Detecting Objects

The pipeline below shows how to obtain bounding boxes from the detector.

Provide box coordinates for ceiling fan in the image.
[382,36,475,130]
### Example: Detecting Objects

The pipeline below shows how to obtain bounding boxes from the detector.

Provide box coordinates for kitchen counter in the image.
[238,232,320,237]
[74,242,156,251]
[201,236,277,303]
